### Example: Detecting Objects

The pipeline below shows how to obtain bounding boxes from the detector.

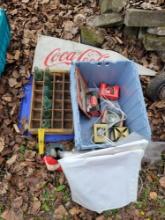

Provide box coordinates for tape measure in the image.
[38,128,45,155]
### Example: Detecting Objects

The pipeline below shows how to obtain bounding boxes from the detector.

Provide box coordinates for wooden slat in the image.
[51,74,55,128]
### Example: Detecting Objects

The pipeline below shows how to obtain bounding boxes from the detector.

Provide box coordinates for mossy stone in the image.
[80,26,104,47]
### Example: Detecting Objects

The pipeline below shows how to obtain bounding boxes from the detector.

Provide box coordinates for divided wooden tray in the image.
[29,71,73,134]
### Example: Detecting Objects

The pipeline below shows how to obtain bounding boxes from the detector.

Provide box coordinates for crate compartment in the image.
[55,74,63,82]
[53,110,62,119]
[30,120,40,128]
[31,109,41,119]
[64,73,70,82]
[35,81,43,90]
[54,100,62,109]
[64,91,70,99]
[42,110,52,119]
[70,61,151,150]
[64,101,71,109]
[64,82,70,90]
[53,120,62,128]
[33,99,42,108]
[55,82,63,90]
[34,90,43,100]
[64,110,72,119]
[54,91,62,99]
[64,120,72,129]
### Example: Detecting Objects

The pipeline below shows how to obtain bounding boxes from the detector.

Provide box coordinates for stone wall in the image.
[81,0,165,62]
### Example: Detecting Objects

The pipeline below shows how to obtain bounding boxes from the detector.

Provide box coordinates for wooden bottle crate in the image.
[29,71,73,134]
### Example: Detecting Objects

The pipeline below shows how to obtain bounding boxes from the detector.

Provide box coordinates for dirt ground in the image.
[0,1,165,220]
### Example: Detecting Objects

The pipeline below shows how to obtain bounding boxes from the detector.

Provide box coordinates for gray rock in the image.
[124,27,139,39]
[80,26,104,47]
[138,28,147,40]
[87,13,123,28]
[147,27,165,36]
[143,34,165,51]
[100,0,128,13]
[125,9,165,27]
[157,51,165,62]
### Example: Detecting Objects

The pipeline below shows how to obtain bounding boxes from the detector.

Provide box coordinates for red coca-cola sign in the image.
[44,48,110,67]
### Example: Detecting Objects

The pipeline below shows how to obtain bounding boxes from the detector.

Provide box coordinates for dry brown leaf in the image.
[0,137,5,153]
[159,176,165,188]
[41,0,50,4]
[9,78,18,87]
[0,181,8,195]
[155,101,165,109]
[63,20,74,32]
[22,0,29,3]
[2,94,12,102]
[6,154,18,166]
[13,124,21,133]
[10,9,18,15]
[149,192,157,200]
[14,50,21,60]
[12,197,23,209]
[54,205,68,219]
[69,207,81,216]
[1,209,22,220]
[30,198,41,214]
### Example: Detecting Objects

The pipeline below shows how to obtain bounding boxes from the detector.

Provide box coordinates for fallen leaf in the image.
[69,207,81,216]
[1,209,22,220]
[10,9,18,15]
[6,154,18,166]
[22,0,29,3]
[9,78,18,87]
[149,191,157,200]
[41,0,49,4]
[30,198,41,214]
[0,137,5,153]
[2,94,12,102]
[54,205,68,219]
[63,20,74,32]
[13,124,21,133]
[0,181,8,195]
[12,197,23,209]
[159,176,165,188]
[14,50,21,60]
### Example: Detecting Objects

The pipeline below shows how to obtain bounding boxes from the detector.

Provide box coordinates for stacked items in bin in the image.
[29,68,73,134]
[70,62,151,150]
[76,69,129,144]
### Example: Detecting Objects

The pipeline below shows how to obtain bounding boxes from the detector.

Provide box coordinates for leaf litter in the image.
[0,0,164,219]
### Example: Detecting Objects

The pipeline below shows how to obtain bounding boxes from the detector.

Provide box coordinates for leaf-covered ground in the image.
[0,1,165,219]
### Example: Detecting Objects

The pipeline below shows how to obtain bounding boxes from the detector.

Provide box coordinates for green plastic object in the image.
[0,9,11,76]
[41,119,51,128]
[34,67,44,81]
[44,85,53,98]
[45,69,53,84]
[43,110,52,119]
[43,96,52,110]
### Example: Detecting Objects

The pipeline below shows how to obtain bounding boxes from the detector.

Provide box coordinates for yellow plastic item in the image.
[38,128,45,155]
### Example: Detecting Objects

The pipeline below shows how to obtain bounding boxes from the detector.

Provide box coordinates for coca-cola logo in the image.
[44,48,110,67]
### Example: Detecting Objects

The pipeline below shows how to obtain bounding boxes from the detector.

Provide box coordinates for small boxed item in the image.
[70,61,151,150]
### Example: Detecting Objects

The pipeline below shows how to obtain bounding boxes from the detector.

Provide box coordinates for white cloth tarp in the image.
[59,138,148,213]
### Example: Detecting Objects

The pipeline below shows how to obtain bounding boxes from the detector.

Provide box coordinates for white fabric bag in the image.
[59,139,148,213]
